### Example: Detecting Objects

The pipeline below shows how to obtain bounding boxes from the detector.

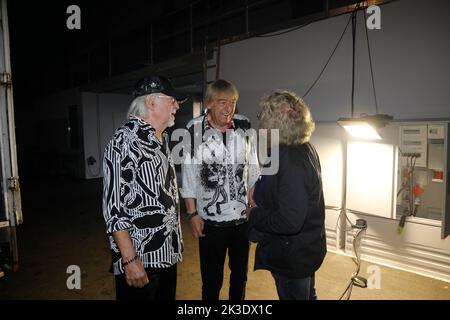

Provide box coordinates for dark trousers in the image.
[115,264,177,300]
[199,222,250,300]
[272,273,317,300]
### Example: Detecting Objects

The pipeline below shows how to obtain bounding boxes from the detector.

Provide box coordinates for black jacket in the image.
[248,143,326,278]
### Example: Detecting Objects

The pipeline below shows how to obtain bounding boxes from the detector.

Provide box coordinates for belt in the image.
[203,218,247,228]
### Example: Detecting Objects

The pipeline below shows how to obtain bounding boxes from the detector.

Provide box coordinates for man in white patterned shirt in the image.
[181,79,260,300]
[102,75,187,300]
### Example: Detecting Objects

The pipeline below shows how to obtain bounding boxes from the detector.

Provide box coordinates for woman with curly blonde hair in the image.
[247,90,326,300]
[258,90,315,145]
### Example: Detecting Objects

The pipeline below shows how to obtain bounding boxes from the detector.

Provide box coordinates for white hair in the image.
[127,95,149,118]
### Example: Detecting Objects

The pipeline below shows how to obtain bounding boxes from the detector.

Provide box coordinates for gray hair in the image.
[204,79,239,105]
[127,95,149,118]
[259,90,315,145]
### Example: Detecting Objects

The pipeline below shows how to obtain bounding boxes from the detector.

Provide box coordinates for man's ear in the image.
[145,95,155,111]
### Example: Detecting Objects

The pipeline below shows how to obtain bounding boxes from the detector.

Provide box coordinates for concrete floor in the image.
[0,177,449,300]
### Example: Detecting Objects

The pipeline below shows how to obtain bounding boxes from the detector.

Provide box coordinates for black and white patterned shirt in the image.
[102,116,182,275]
[180,114,260,223]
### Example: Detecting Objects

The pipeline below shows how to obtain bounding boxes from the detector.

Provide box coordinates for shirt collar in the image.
[129,115,170,147]
[203,114,235,132]
[129,115,155,131]
[129,115,171,137]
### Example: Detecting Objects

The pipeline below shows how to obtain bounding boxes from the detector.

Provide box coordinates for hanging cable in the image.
[350,10,357,118]
[339,7,370,300]
[302,14,352,98]
[255,22,311,38]
[335,208,355,233]
[363,10,379,114]
[339,218,368,300]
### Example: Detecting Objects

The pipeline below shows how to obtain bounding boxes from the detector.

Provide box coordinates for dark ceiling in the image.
[7,0,387,110]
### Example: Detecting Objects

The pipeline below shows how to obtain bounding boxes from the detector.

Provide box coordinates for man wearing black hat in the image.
[102,75,187,300]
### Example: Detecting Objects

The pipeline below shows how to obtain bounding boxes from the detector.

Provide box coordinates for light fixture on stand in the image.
[336,7,388,300]
[337,9,393,140]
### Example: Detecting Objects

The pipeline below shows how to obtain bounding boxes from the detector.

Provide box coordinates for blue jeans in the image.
[272,273,317,300]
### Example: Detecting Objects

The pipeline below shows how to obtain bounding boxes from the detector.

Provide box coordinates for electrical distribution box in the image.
[399,125,427,167]
[396,122,450,238]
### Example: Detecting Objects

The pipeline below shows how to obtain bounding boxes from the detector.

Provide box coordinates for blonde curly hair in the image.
[259,90,315,145]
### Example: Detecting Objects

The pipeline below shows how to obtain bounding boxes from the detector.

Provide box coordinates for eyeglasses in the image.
[156,95,177,105]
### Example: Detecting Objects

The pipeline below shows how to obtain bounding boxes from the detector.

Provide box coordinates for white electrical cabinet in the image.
[395,122,450,238]
[345,121,450,239]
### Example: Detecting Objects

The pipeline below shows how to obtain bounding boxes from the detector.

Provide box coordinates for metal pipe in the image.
[1,0,17,181]
[1,0,21,272]
[2,0,20,224]
[351,11,357,118]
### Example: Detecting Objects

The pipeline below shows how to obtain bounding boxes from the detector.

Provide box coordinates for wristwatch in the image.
[187,211,198,220]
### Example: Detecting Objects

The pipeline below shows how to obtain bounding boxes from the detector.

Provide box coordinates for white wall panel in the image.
[218,0,450,281]
[220,0,450,124]
[82,92,131,179]
[346,212,450,282]
[311,123,344,209]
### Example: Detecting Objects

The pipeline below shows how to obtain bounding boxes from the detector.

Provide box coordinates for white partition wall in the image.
[219,0,450,122]
[310,123,344,210]
[82,92,131,179]
[217,0,450,281]
[346,211,450,282]
[32,90,132,179]
[310,123,345,252]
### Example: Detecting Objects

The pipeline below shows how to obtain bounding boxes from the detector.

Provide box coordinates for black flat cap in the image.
[132,75,189,102]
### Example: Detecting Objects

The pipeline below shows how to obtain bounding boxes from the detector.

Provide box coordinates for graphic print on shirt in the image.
[200,162,228,216]
[235,164,247,215]
[181,114,260,223]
